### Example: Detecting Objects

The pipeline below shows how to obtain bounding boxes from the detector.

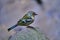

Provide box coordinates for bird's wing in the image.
[22,14,33,23]
[17,14,34,26]
[17,18,34,26]
[21,18,33,24]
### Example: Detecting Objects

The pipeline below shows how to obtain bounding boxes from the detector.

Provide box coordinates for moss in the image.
[9,27,49,40]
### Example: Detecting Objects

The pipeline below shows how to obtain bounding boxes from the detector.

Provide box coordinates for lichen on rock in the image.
[9,27,49,40]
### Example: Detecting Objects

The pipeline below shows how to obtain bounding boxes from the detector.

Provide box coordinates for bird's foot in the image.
[27,26,37,31]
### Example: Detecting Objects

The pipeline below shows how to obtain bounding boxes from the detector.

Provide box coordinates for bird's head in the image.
[27,11,38,17]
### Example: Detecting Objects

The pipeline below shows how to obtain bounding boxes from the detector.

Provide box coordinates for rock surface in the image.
[9,27,49,40]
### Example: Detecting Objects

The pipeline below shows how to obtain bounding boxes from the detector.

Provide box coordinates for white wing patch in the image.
[22,19,26,23]
[26,19,32,22]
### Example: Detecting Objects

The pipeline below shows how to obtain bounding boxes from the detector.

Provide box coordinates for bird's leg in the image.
[27,26,34,28]
[27,26,37,31]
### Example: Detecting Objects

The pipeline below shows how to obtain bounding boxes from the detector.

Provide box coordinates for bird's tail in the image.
[8,24,18,31]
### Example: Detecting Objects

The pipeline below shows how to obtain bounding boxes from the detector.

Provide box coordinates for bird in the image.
[8,11,38,31]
